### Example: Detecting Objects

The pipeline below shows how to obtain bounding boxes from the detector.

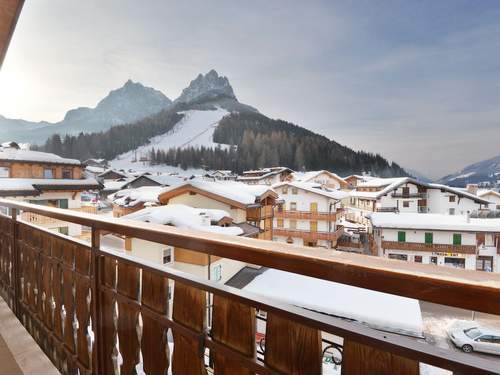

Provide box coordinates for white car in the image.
[447,321,500,355]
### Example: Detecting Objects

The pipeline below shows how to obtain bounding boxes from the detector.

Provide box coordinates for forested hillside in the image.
[34,111,182,161]
[150,112,408,176]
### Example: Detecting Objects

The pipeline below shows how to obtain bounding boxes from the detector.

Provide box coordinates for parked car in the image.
[447,321,500,355]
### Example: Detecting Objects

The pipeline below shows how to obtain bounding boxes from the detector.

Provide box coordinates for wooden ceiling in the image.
[0,0,24,69]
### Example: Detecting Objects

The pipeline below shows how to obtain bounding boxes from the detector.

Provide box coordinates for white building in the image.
[292,170,348,190]
[272,181,348,248]
[478,189,500,211]
[370,212,500,272]
[348,177,490,225]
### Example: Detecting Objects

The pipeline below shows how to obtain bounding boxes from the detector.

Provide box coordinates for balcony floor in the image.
[0,297,59,375]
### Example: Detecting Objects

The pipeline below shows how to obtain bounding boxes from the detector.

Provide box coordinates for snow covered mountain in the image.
[175,69,235,104]
[438,154,500,187]
[0,80,172,143]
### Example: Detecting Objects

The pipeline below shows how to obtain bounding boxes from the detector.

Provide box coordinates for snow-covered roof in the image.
[111,186,169,208]
[102,178,134,192]
[237,167,293,181]
[293,170,346,184]
[273,181,349,200]
[130,173,187,187]
[477,189,500,200]
[0,178,101,196]
[370,213,500,232]
[160,179,277,206]
[244,268,423,337]
[350,177,490,204]
[0,146,81,165]
[123,204,243,236]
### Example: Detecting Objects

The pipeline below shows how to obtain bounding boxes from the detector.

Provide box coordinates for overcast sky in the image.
[1,0,499,178]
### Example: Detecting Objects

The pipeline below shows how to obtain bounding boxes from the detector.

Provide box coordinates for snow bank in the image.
[111,186,168,207]
[244,269,423,337]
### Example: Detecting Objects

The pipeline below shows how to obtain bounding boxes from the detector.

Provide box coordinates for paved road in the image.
[421,301,500,364]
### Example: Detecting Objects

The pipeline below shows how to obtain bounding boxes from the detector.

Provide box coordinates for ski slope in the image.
[111,108,230,172]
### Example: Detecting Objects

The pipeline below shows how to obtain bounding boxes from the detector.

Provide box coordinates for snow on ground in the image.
[244,269,423,337]
[111,108,230,172]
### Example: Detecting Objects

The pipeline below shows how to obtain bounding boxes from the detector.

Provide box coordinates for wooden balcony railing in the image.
[382,241,477,255]
[376,207,398,213]
[273,226,344,242]
[0,199,499,375]
[391,192,427,199]
[246,205,274,221]
[275,209,339,221]
[20,205,98,225]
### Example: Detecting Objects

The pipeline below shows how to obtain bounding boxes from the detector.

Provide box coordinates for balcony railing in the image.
[275,209,340,221]
[382,240,477,254]
[273,226,344,242]
[375,207,398,213]
[0,199,499,375]
[391,192,428,199]
[20,205,98,225]
[246,205,274,220]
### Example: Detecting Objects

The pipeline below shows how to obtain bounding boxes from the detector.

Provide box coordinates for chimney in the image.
[466,184,478,195]
[466,211,470,223]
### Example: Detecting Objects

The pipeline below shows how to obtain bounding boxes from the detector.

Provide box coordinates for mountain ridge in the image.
[438,154,500,187]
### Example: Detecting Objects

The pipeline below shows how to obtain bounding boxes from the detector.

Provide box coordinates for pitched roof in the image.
[0,177,101,197]
[370,212,500,232]
[293,170,347,185]
[0,146,81,166]
[273,181,349,200]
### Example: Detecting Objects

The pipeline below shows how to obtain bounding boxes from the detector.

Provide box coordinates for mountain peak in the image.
[175,70,236,104]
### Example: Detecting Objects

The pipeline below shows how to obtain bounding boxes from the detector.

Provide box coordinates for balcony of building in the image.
[273,226,344,242]
[391,192,428,199]
[0,199,499,375]
[274,209,341,221]
[382,240,477,254]
[246,205,274,221]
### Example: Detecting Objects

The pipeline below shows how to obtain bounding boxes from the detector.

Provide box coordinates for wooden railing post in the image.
[10,208,20,317]
[91,227,104,375]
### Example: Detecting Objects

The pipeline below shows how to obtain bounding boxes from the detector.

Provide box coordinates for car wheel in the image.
[462,344,473,353]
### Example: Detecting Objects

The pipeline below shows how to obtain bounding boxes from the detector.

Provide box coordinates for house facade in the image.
[292,170,348,190]
[157,180,278,240]
[272,181,347,248]
[0,142,100,236]
[371,213,500,272]
[347,177,490,225]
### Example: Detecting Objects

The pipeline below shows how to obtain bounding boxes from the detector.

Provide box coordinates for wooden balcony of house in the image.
[20,205,98,225]
[382,240,477,254]
[246,205,274,221]
[391,192,428,199]
[0,199,499,375]
[275,209,340,221]
[376,206,399,213]
[273,226,344,242]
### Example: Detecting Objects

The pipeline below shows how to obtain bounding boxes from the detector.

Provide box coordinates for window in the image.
[449,195,456,203]
[163,248,172,264]
[397,231,406,242]
[291,187,298,195]
[212,265,222,282]
[44,168,54,179]
[0,167,9,178]
[58,227,69,236]
[403,201,409,208]
[430,256,438,265]
[282,186,288,194]
[58,199,69,209]
[310,221,317,232]
[62,169,72,179]
[189,191,196,195]
[476,256,493,272]
[414,255,422,263]
[402,187,410,196]
[289,202,297,211]
[277,204,283,213]
[277,218,284,228]
[449,208,455,215]
[289,220,297,230]
[388,253,408,261]
[453,233,462,245]
[310,202,318,212]
[425,232,433,244]
[444,257,465,268]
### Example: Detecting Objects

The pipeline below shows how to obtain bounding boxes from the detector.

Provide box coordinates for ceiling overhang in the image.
[0,0,24,69]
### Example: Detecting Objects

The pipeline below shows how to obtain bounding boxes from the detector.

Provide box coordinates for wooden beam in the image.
[0,0,24,69]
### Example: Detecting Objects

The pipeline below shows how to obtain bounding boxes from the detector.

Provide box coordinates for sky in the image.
[0,0,499,179]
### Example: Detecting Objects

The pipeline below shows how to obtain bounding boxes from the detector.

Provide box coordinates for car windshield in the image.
[464,328,483,339]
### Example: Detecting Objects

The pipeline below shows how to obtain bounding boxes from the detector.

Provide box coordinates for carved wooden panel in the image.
[211,295,256,375]
[264,313,322,375]
[141,270,170,374]
[342,340,419,375]
[172,281,207,375]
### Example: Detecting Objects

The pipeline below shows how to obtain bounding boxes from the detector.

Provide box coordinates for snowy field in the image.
[111,108,230,173]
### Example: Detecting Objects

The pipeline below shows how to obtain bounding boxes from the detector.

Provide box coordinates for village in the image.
[0,140,499,374]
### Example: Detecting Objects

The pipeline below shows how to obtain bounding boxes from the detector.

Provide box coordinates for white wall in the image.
[381,228,476,246]
[427,189,482,215]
